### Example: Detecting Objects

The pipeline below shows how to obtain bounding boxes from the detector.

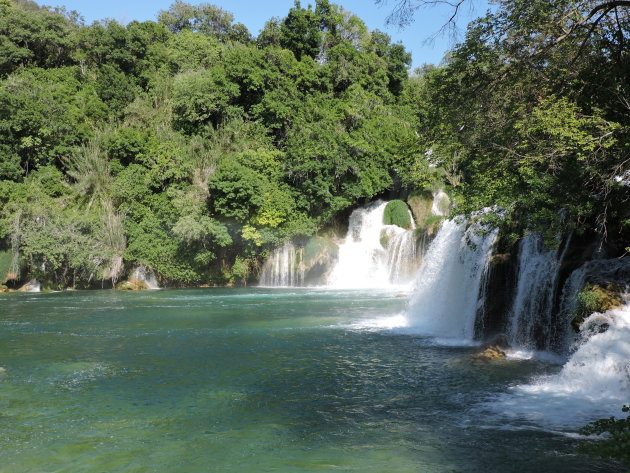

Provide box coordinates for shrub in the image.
[571,283,623,331]
[579,405,630,466]
[383,200,411,229]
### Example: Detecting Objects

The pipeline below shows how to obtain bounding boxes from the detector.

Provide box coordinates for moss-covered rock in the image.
[407,193,433,228]
[422,215,444,235]
[383,200,412,229]
[571,283,623,331]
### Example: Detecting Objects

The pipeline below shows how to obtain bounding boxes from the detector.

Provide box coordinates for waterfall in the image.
[386,230,418,284]
[431,190,450,217]
[406,218,498,341]
[130,266,160,290]
[555,299,630,402]
[326,201,418,289]
[499,300,630,428]
[24,279,41,292]
[507,234,570,350]
[259,243,304,287]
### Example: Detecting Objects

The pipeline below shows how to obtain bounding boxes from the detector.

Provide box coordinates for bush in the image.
[383,200,411,229]
[578,405,630,466]
[571,283,623,331]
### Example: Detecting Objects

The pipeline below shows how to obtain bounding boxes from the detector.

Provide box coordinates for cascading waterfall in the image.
[259,243,304,287]
[326,201,419,288]
[130,266,160,290]
[406,218,498,341]
[551,299,630,401]
[386,230,419,284]
[431,190,450,217]
[507,234,570,350]
[496,300,630,428]
[327,201,391,288]
[25,279,41,292]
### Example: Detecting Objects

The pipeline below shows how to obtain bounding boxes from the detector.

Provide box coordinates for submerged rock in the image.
[472,334,510,362]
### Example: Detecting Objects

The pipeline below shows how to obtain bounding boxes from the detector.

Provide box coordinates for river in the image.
[0,288,622,472]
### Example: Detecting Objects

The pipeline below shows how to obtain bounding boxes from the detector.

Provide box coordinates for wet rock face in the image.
[474,247,519,340]
[406,193,433,228]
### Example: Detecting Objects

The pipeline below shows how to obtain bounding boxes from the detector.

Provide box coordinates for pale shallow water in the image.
[0,288,623,472]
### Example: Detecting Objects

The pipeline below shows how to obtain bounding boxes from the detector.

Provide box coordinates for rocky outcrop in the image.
[474,236,519,341]
[571,283,624,332]
[406,192,433,229]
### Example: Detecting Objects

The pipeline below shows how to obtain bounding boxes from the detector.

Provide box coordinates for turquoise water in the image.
[0,289,622,472]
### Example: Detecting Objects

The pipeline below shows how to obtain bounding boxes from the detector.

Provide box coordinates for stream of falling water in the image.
[406,218,498,342]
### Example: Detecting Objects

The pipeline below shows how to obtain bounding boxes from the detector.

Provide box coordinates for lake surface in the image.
[0,289,622,472]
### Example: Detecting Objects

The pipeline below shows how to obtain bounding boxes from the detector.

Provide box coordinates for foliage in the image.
[571,283,623,331]
[579,405,630,466]
[400,0,630,240]
[1,0,626,286]
[0,250,11,282]
[383,200,412,229]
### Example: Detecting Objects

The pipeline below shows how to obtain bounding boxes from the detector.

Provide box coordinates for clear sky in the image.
[53,0,490,68]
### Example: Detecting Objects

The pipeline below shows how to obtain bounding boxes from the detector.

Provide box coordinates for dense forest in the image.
[0,0,628,289]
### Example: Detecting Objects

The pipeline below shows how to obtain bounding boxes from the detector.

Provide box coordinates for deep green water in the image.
[0,289,622,472]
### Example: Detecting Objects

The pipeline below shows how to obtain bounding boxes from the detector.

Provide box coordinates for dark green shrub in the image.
[579,405,630,466]
[383,200,411,229]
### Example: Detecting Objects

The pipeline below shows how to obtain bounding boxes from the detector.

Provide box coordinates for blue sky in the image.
[54,0,490,67]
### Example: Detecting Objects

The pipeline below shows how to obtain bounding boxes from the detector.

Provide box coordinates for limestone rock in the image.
[115,280,149,291]
[472,346,507,361]
[471,334,510,362]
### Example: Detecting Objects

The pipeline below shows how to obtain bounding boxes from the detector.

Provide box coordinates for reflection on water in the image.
[0,289,623,473]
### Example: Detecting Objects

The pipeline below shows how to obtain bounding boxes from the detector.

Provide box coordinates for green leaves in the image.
[171,68,241,133]
[0,0,420,286]
[579,405,630,466]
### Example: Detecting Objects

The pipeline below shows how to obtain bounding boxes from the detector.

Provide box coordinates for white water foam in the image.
[25,279,41,292]
[490,302,630,429]
[327,201,418,289]
[406,218,498,342]
[130,266,160,289]
[431,190,450,217]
